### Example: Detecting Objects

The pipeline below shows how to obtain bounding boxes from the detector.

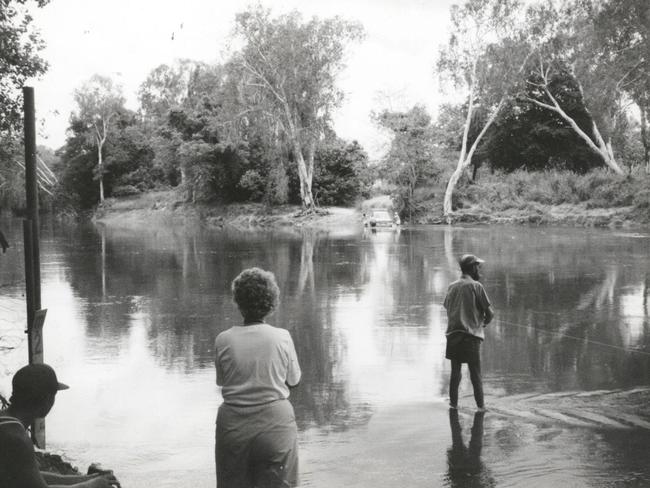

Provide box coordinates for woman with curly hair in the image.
[215,267,301,488]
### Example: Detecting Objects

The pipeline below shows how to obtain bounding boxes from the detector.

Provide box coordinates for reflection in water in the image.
[1,220,649,487]
[445,410,495,488]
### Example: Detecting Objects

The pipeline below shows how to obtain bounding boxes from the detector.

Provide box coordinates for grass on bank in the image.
[95,168,649,227]
[451,168,650,224]
[404,168,650,225]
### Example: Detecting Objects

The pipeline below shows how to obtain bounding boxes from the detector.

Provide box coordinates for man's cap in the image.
[12,364,69,397]
[459,254,485,268]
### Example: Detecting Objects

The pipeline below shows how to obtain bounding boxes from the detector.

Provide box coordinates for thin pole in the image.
[23,87,41,313]
[23,220,35,364]
[23,87,45,448]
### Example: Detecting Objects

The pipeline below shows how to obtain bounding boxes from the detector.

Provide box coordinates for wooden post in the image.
[23,86,46,448]
[23,220,36,362]
[23,87,41,311]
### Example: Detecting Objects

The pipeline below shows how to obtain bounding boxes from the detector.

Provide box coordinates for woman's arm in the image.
[46,472,119,487]
[284,331,301,388]
[42,472,93,485]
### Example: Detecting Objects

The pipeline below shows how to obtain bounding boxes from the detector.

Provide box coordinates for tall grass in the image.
[454,169,650,216]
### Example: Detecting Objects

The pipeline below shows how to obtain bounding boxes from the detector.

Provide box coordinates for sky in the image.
[30,0,458,161]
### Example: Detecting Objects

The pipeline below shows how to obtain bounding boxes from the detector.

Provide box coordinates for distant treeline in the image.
[0,0,647,220]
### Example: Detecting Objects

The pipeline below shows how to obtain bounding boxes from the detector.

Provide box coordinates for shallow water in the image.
[0,219,649,487]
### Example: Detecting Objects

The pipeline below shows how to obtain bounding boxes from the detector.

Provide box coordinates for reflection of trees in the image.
[282,231,373,430]
[439,227,650,395]
[31,219,650,429]
[643,272,650,318]
[54,219,376,428]
[297,229,317,297]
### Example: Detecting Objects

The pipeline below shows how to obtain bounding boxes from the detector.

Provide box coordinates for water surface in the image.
[0,219,649,487]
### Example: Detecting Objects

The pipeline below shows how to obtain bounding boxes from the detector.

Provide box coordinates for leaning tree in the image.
[519,0,647,175]
[437,0,531,218]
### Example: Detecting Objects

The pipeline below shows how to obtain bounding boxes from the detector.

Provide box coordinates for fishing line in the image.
[496,318,650,357]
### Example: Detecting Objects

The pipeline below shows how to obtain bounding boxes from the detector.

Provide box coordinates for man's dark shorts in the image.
[445,333,482,363]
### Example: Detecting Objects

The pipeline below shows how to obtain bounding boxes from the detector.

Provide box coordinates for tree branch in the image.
[238,56,288,106]
[615,59,645,91]
[525,97,557,112]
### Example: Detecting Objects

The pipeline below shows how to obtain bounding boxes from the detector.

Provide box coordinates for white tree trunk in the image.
[443,99,504,218]
[305,140,316,206]
[283,106,315,209]
[295,147,314,209]
[97,140,105,203]
[527,83,624,175]
[591,121,624,175]
[640,108,649,173]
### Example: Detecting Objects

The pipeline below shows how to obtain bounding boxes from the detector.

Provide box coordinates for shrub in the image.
[264,163,289,205]
[633,188,650,210]
[454,168,648,212]
[111,185,140,197]
[238,170,265,202]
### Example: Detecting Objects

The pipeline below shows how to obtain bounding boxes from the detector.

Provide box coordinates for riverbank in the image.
[418,201,644,227]
[92,168,650,229]
[93,190,361,229]
[426,169,650,227]
[93,188,649,230]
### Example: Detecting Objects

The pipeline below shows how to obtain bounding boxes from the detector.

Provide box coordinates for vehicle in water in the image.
[363,209,400,229]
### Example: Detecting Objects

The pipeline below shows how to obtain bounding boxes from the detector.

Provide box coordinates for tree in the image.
[0,0,49,210]
[138,59,204,127]
[376,105,440,220]
[521,1,633,175]
[231,7,364,209]
[0,0,49,134]
[73,75,126,203]
[437,0,530,218]
[56,108,159,209]
[591,0,649,172]
[312,138,370,206]
[103,113,156,194]
[433,102,490,180]
[148,62,227,194]
[480,92,603,173]
[55,118,99,210]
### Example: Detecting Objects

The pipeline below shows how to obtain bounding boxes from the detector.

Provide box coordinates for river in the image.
[1,218,649,487]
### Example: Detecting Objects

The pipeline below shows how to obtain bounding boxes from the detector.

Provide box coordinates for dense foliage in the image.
[453,168,650,224]
[50,9,367,211]
[312,138,371,206]
[0,0,49,211]
[1,1,648,221]
[375,105,444,219]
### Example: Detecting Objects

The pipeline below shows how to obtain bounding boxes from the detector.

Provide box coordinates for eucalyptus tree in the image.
[520,0,642,175]
[376,105,439,220]
[73,75,126,203]
[437,0,530,218]
[591,0,649,171]
[140,61,227,192]
[137,59,204,126]
[231,7,364,209]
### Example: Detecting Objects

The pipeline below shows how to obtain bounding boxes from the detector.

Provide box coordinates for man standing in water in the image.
[0,364,120,487]
[444,254,494,411]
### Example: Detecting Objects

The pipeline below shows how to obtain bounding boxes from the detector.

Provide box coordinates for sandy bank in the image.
[93,189,648,230]
[93,190,361,230]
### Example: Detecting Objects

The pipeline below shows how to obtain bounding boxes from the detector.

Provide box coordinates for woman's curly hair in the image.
[231,267,280,321]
